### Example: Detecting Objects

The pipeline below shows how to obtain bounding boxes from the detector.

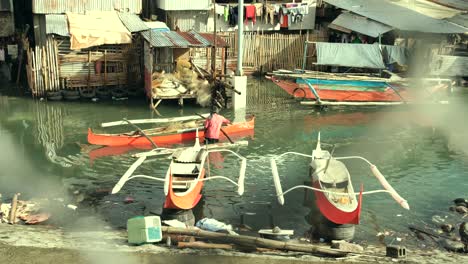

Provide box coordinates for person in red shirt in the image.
[204,108,231,144]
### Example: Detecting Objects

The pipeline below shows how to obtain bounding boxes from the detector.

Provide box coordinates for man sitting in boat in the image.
[204,107,230,144]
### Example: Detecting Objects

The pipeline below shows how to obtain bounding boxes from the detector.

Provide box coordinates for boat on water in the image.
[88,115,255,147]
[111,130,247,210]
[271,133,409,225]
[267,70,450,105]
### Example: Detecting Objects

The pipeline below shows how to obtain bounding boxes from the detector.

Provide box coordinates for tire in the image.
[161,208,195,227]
[47,95,63,101]
[318,221,355,242]
[96,87,111,99]
[79,87,96,98]
[46,90,62,97]
[292,88,306,100]
[112,87,128,98]
[64,94,81,100]
[62,89,80,97]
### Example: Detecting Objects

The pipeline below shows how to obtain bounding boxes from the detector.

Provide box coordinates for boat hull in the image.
[88,116,255,147]
[164,169,205,210]
[312,181,362,225]
[272,77,404,102]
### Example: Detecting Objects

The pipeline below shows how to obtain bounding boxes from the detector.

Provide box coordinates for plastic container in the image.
[127,216,162,244]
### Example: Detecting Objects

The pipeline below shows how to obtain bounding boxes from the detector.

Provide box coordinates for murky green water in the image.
[1,78,467,246]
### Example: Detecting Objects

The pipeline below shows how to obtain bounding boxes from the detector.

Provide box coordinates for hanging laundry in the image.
[253,3,263,17]
[265,4,276,25]
[245,5,256,25]
[215,4,224,15]
[279,7,289,28]
[229,6,239,26]
[0,48,5,61]
[224,5,230,22]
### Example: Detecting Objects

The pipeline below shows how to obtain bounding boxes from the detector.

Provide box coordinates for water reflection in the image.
[0,80,467,246]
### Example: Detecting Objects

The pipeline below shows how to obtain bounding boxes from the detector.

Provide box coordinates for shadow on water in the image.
[1,78,468,247]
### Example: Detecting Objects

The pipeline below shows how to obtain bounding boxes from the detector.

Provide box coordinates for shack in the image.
[26,11,147,100]
[0,0,16,80]
[141,29,229,109]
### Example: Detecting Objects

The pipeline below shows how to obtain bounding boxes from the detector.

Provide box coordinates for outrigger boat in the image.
[271,133,409,225]
[88,114,255,147]
[111,130,247,210]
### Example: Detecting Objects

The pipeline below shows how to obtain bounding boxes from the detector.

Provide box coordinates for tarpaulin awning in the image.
[329,12,393,38]
[67,11,132,50]
[316,42,386,69]
[324,0,468,33]
[381,45,410,66]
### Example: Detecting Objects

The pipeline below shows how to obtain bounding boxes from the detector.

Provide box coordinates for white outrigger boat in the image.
[271,133,409,225]
[112,129,247,210]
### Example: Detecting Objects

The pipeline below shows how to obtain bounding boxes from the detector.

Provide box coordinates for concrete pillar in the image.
[233,75,247,123]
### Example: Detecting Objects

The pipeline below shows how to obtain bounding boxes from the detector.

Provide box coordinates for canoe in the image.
[271,132,409,225]
[88,115,255,147]
[268,76,449,103]
[111,132,248,210]
[310,138,362,225]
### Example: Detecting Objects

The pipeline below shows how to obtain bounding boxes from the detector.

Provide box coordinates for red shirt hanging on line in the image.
[204,113,231,140]
[245,5,256,25]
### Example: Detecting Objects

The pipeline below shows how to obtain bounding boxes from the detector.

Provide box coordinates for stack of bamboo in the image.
[26,37,60,97]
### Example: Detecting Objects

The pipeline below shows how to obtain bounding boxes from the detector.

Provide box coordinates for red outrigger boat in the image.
[111,131,247,210]
[271,133,409,225]
[88,115,255,147]
[267,71,450,104]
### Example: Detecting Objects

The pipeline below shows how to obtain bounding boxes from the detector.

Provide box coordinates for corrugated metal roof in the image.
[324,0,468,33]
[141,30,174,47]
[32,0,142,14]
[177,31,205,46]
[117,12,148,33]
[164,31,191,47]
[0,0,12,11]
[330,12,393,38]
[45,14,69,36]
[141,30,227,48]
[199,33,229,48]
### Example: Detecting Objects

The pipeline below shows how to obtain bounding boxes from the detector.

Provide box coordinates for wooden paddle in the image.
[122,118,158,149]
[195,113,234,144]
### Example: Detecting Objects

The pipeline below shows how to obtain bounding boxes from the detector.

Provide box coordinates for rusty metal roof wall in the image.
[199,33,229,48]
[117,12,148,32]
[177,32,205,46]
[141,30,173,47]
[187,30,211,47]
[32,0,142,14]
[45,14,69,36]
[163,31,191,48]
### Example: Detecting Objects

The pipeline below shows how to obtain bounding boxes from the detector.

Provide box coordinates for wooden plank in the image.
[101,114,210,127]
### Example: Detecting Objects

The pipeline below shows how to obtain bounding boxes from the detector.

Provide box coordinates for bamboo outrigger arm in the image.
[270,152,410,210]
[112,148,248,196]
[101,114,210,127]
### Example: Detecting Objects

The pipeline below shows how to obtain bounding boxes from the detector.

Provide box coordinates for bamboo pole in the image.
[161,227,347,257]
[8,193,20,224]
[178,241,233,250]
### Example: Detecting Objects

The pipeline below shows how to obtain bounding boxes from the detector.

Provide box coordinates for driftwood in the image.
[8,193,20,224]
[161,226,348,257]
[178,241,233,250]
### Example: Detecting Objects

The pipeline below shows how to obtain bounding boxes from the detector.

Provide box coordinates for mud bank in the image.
[0,224,466,264]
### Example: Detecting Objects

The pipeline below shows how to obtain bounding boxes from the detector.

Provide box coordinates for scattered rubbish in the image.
[19,213,51,225]
[67,204,78,210]
[386,245,407,258]
[440,224,454,233]
[163,219,186,228]
[439,238,465,252]
[258,226,293,241]
[127,216,162,245]
[195,218,236,235]
[455,206,468,214]
[331,240,364,253]
[431,215,445,224]
[396,214,402,217]
[396,237,402,242]
[124,196,135,204]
